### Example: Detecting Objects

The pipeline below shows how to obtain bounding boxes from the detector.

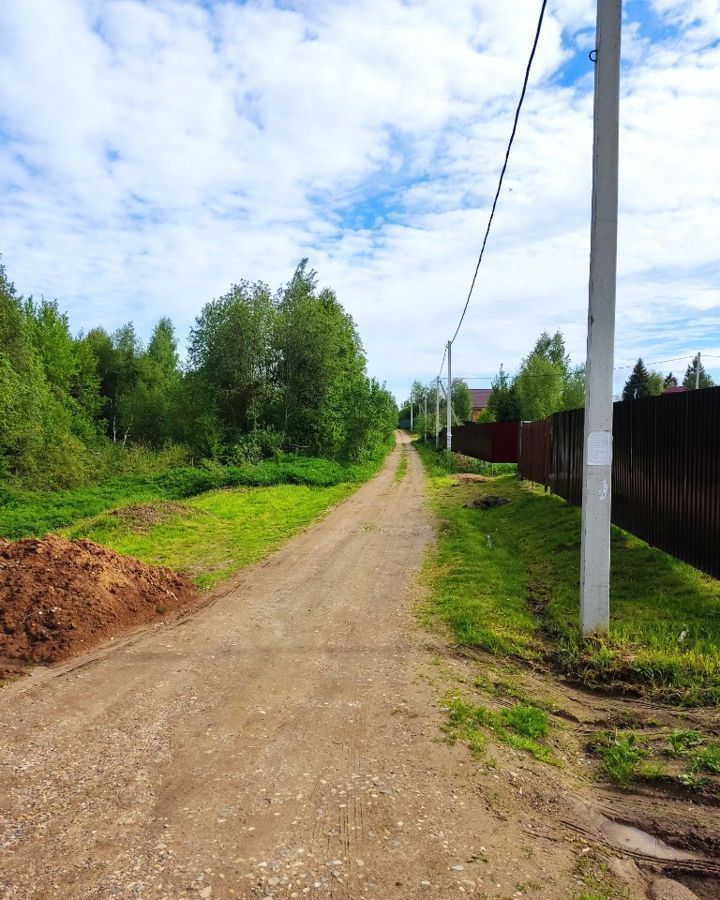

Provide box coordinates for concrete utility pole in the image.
[446,341,452,451]
[435,377,441,448]
[424,392,428,441]
[696,352,702,390]
[410,403,413,433]
[579,0,622,637]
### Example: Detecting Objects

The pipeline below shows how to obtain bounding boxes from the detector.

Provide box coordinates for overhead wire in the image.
[435,0,547,380]
[447,0,548,349]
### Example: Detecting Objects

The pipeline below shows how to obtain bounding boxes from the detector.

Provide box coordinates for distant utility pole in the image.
[579,0,622,637]
[696,352,702,390]
[446,341,452,451]
[410,403,413,433]
[435,377,441,448]
[424,392,428,441]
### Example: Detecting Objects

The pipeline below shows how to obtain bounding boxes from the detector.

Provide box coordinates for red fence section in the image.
[441,421,520,463]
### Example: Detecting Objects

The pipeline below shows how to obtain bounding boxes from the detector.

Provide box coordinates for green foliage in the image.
[683,355,715,389]
[0,255,395,490]
[416,441,720,706]
[0,450,387,540]
[487,364,520,422]
[592,731,648,787]
[66,482,353,590]
[400,378,470,433]
[442,692,556,764]
[622,358,664,400]
[486,331,586,423]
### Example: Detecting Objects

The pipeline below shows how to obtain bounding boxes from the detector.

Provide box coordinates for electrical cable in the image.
[448,0,548,347]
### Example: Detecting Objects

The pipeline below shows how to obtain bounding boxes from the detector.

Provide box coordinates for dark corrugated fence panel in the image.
[519,388,720,579]
[446,422,520,463]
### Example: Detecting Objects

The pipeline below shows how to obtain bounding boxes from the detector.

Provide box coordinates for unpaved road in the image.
[0,436,643,899]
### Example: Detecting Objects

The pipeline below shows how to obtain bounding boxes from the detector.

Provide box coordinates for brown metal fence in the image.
[442,421,520,463]
[518,419,550,488]
[518,387,720,578]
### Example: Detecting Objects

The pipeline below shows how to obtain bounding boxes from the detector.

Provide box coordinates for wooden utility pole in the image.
[580,0,622,636]
[424,392,428,441]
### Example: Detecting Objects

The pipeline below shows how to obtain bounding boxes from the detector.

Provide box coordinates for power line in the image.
[448,0,548,347]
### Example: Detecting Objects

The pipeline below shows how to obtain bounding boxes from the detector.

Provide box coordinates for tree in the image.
[451,380,472,423]
[683,356,715,390]
[663,372,678,389]
[561,364,586,411]
[515,353,564,420]
[273,261,366,456]
[622,358,652,400]
[127,318,182,447]
[487,365,521,422]
[189,280,275,443]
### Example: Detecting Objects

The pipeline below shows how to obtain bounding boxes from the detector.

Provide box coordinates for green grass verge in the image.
[442,690,557,765]
[0,453,386,541]
[416,441,720,706]
[64,483,353,590]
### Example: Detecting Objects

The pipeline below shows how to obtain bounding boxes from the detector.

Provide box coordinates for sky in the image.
[1,0,719,403]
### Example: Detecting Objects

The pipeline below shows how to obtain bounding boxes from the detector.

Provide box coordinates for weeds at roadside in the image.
[415,440,720,707]
[393,448,409,484]
[441,691,558,765]
[589,726,720,793]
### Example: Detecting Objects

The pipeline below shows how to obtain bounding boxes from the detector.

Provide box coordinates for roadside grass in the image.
[441,690,558,765]
[0,453,386,541]
[393,446,409,484]
[416,441,720,706]
[588,726,720,793]
[65,482,354,590]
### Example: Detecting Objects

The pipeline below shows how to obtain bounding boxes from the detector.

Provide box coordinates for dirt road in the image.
[0,436,643,899]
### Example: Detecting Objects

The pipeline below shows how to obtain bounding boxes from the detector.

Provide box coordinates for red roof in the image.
[469,388,492,409]
[664,386,687,394]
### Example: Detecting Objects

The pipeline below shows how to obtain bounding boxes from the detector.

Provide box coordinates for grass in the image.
[0,453,387,541]
[591,731,652,788]
[589,726,720,791]
[64,483,353,589]
[441,690,557,765]
[393,446,409,484]
[416,441,720,706]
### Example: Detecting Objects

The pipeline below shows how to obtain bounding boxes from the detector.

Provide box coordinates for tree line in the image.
[621,356,713,400]
[402,331,715,436]
[0,258,396,489]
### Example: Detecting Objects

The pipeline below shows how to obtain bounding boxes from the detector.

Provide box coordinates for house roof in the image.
[469,388,492,409]
[664,386,688,394]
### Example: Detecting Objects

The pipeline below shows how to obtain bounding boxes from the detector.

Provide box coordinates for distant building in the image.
[663,386,688,395]
[469,388,492,422]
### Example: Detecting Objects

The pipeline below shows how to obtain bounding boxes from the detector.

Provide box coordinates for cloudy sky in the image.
[1,0,719,402]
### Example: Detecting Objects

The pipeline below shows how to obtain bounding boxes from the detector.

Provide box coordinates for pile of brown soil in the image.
[0,536,197,678]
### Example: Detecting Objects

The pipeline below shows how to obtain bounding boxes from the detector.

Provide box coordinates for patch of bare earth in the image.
[0,535,197,678]
[109,501,193,531]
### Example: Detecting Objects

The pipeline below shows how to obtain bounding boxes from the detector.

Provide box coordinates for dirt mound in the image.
[0,535,197,678]
[109,501,191,531]
[451,473,487,484]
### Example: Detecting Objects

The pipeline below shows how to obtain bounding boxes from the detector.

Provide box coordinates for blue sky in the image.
[1,0,719,402]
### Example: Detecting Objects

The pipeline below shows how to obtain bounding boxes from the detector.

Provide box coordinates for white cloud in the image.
[0,0,718,402]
